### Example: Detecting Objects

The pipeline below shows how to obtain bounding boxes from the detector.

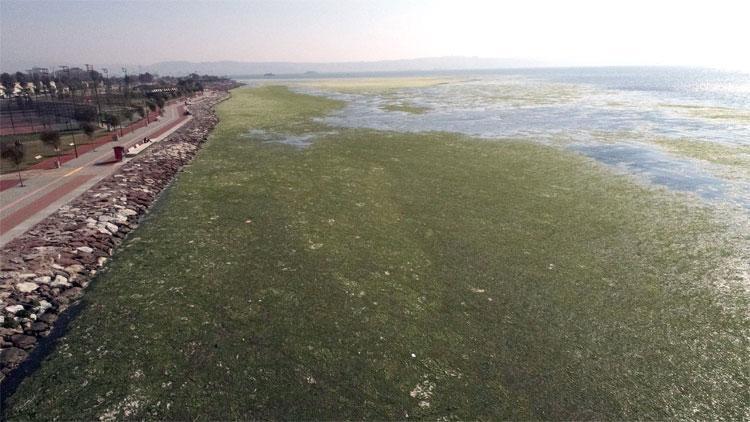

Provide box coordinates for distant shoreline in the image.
[234,65,750,80]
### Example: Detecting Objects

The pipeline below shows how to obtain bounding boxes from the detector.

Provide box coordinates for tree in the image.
[104,114,122,136]
[0,72,13,88]
[107,114,120,128]
[14,71,27,85]
[73,106,98,123]
[154,95,165,108]
[101,113,120,131]
[81,121,96,140]
[40,130,62,168]
[89,70,102,82]
[1,140,26,186]
[146,99,157,112]
[138,72,154,83]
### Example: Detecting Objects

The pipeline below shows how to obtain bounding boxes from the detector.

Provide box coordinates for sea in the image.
[243,67,750,210]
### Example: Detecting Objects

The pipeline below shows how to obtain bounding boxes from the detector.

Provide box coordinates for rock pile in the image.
[0,90,229,380]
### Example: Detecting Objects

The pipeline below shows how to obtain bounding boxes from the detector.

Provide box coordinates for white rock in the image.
[5,304,24,314]
[18,273,37,279]
[77,246,94,254]
[16,282,39,293]
[105,222,119,233]
[51,275,71,287]
[64,264,85,274]
[38,300,52,313]
[98,215,111,222]
[97,257,108,267]
[121,208,137,216]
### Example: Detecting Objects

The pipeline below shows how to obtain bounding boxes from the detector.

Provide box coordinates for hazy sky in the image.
[1,0,749,71]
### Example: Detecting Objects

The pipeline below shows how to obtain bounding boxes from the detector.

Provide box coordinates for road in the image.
[0,101,193,247]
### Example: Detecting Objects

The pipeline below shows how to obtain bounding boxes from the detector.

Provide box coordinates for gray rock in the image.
[11,334,36,349]
[37,300,53,313]
[51,275,70,288]
[33,276,51,284]
[64,264,85,274]
[76,246,94,254]
[38,313,56,324]
[0,347,28,366]
[4,305,24,314]
[15,282,39,293]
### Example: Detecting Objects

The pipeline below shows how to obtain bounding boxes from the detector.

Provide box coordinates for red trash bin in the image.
[113,146,125,161]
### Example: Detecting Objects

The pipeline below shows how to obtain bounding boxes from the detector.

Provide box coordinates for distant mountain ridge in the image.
[145,56,544,76]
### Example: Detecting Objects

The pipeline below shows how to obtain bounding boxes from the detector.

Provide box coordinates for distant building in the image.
[27,67,49,77]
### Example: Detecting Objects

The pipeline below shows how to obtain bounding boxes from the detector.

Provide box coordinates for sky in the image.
[1,0,749,72]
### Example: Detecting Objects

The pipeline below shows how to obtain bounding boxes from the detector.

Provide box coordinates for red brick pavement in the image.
[0,174,95,235]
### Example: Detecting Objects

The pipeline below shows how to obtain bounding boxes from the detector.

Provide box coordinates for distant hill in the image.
[145,57,543,77]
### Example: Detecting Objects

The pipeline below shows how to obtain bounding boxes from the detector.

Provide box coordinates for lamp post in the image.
[69,136,78,158]
[86,64,103,125]
[102,67,110,112]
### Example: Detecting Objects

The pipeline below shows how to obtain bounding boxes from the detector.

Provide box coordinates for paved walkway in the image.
[0,98,198,247]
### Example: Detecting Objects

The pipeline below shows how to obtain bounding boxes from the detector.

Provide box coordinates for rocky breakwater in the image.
[0,90,229,380]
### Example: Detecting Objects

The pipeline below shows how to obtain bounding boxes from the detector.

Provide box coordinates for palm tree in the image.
[40,130,62,168]
[1,140,26,186]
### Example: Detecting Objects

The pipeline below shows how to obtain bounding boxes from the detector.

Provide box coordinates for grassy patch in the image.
[654,138,750,165]
[295,77,454,93]
[661,103,750,123]
[477,81,584,106]
[0,129,106,173]
[5,86,748,420]
[654,138,750,176]
[381,102,429,114]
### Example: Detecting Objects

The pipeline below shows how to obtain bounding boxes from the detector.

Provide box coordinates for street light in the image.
[69,140,78,158]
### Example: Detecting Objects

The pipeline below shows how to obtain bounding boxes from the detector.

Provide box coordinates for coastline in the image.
[0,86,235,385]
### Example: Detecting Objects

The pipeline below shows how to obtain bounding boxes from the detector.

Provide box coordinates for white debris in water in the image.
[409,378,436,410]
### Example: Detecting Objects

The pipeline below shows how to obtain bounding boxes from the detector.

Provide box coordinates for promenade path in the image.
[0,100,194,247]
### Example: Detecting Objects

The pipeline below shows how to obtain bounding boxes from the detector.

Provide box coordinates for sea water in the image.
[247,67,750,209]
